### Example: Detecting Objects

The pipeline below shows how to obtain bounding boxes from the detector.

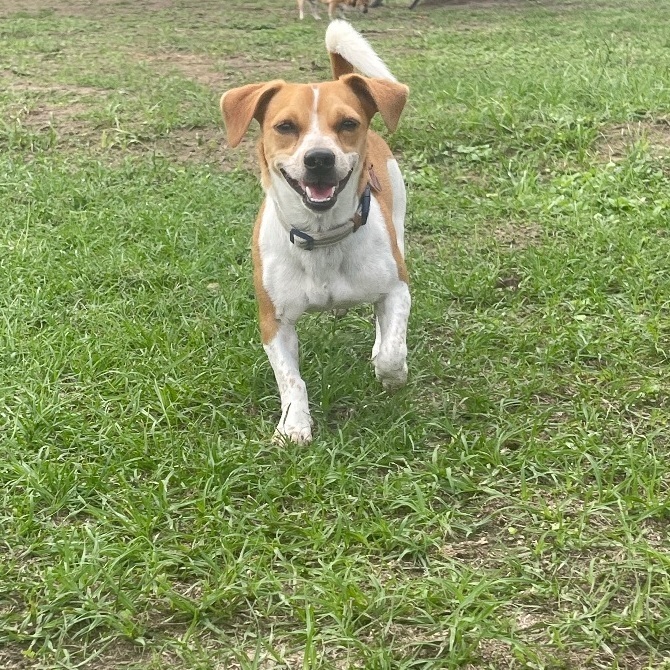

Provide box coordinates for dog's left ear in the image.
[342,74,409,132]
[220,80,284,148]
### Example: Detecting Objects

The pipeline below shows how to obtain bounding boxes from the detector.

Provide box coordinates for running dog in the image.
[220,21,409,443]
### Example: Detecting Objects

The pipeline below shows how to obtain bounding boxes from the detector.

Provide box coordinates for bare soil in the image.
[0,0,172,17]
[595,120,670,162]
[419,0,519,5]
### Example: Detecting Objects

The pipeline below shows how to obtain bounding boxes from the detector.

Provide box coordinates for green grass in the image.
[1,0,670,668]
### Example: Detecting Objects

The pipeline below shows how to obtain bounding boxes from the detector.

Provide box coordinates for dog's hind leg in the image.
[309,0,321,18]
[265,322,313,444]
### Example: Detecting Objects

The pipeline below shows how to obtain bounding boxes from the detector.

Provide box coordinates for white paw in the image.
[273,405,313,444]
[273,423,312,445]
[375,361,408,391]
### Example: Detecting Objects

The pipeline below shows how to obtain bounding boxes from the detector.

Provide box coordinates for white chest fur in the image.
[259,196,401,323]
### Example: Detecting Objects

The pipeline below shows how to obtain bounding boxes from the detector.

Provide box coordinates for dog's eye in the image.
[275,121,298,134]
[339,118,360,132]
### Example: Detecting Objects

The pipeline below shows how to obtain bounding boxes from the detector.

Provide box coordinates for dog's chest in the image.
[294,251,385,311]
[259,200,399,319]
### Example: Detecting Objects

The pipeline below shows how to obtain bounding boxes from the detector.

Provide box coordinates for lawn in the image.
[1,0,670,668]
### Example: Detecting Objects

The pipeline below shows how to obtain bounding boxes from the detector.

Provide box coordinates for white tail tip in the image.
[325,19,397,82]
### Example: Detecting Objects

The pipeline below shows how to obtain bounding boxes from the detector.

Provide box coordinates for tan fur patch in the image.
[359,131,408,284]
[220,80,285,149]
[329,52,354,79]
[251,202,279,344]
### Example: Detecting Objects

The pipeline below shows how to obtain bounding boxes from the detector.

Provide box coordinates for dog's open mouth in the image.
[280,168,353,211]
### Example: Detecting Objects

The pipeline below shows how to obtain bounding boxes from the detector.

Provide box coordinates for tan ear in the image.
[342,74,409,132]
[220,80,284,148]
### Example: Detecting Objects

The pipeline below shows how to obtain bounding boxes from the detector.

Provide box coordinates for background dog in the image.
[297,0,369,20]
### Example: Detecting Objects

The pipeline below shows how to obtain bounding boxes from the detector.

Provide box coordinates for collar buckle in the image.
[289,228,315,251]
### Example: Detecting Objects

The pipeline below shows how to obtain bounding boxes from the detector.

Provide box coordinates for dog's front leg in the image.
[373,282,411,391]
[264,322,312,444]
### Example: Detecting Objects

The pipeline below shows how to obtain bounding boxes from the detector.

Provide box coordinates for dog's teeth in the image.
[306,185,335,202]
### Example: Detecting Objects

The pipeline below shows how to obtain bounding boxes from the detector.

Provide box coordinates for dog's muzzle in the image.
[280,150,354,212]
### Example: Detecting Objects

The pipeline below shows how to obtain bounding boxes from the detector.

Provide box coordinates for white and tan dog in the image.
[220,21,409,443]
[297,0,369,21]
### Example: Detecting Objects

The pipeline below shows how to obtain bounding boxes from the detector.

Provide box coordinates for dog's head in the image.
[221,76,407,212]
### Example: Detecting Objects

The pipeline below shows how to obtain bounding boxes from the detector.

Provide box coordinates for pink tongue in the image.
[307,184,335,201]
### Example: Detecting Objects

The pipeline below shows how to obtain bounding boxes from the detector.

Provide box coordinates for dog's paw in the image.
[273,403,312,444]
[273,424,313,445]
[375,362,408,392]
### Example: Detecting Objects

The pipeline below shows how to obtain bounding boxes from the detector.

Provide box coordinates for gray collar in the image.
[278,183,372,251]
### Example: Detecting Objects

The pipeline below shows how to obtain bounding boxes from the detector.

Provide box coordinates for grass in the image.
[1,0,670,667]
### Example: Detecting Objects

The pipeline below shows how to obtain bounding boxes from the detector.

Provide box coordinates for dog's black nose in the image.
[304,149,336,171]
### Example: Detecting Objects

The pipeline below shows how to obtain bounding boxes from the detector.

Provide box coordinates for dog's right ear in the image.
[341,74,408,133]
[220,80,284,148]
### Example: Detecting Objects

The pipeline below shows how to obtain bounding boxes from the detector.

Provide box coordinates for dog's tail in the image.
[325,20,397,81]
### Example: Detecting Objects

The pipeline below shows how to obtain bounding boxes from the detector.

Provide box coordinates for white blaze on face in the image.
[298,88,336,203]
[295,87,325,159]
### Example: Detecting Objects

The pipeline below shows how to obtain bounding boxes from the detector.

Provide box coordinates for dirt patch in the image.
[1,78,106,97]
[2,101,93,153]
[130,50,304,91]
[415,0,525,6]
[2,69,258,170]
[5,99,259,170]
[492,221,542,249]
[17,102,91,132]
[150,126,258,171]
[0,0,172,18]
[1,74,110,142]
[468,637,517,667]
[441,535,493,565]
[6,106,259,172]
[595,120,670,162]
[0,647,35,670]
